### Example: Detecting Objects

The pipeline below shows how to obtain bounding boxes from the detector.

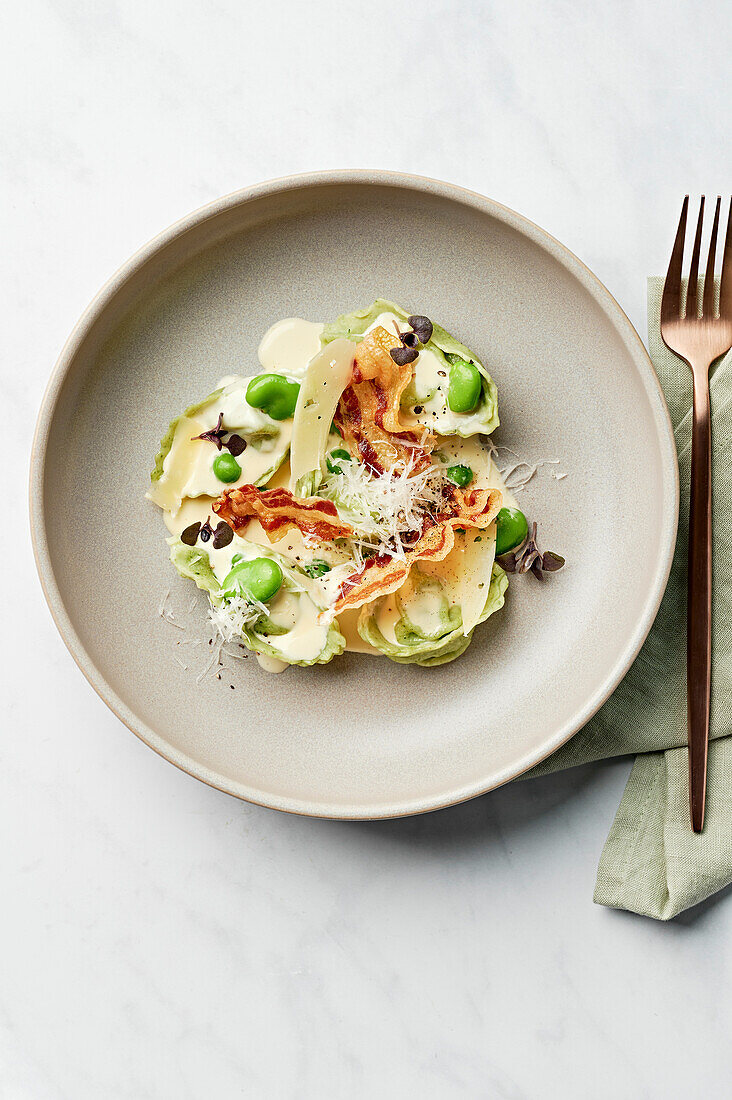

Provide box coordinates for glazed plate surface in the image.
[30,172,678,817]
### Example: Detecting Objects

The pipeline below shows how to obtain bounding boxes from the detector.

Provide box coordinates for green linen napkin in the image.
[524,277,732,920]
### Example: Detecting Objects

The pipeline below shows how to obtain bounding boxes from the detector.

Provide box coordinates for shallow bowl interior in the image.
[31,173,678,817]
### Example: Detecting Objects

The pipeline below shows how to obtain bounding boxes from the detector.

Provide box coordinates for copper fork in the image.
[660,195,732,832]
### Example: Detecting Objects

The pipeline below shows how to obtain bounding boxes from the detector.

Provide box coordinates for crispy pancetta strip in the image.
[333,326,433,475]
[351,325,414,433]
[214,484,354,542]
[332,485,502,614]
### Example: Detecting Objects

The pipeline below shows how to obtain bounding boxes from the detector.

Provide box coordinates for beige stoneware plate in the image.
[30,172,678,818]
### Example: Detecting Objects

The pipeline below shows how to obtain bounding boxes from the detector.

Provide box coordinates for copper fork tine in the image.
[660,196,732,832]
[661,195,687,324]
[719,199,732,321]
[702,197,721,319]
[686,197,704,319]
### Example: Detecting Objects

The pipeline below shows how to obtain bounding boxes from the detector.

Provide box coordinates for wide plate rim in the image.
[29,170,679,819]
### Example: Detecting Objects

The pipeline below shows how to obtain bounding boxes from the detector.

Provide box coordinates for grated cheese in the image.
[319,453,448,563]
[207,594,269,643]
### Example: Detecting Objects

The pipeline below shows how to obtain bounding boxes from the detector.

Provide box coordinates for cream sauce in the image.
[258,318,324,378]
[336,609,379,655]
[265,589,331,663]
[373,594,402,645]
[256,655,289,673]
[163,495,216,536]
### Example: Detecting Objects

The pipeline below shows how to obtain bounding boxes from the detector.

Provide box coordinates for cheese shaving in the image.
[452,526,497,636]
[289,337,355,495]
[207,594,269,643]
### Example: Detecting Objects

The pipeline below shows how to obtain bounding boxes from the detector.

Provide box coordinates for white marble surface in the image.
[5,1,732,1096]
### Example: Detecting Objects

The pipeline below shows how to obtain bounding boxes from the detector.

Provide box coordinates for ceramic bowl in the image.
[30,172,678,817]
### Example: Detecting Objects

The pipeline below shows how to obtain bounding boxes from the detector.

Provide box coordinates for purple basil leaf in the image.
[408,315,433,344]
[212,521,234,549]
[390,345,419,366]
[180,522,201,546]
[496,552,518,572]
[541,550,565,572]
[226,434,247,457]
[518,548,540,574]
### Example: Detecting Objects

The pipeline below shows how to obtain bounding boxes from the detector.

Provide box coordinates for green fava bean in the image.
[222,557,283,602]
[213,452,242,483]
[446,463,473,487]
[447,359,482,413]
[246,373,300,420]
[495,507,529,556]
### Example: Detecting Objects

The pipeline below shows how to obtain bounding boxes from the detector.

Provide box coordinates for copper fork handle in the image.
[688,363,713,832]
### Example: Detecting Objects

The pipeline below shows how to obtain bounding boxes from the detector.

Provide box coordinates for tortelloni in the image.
[148,378,293,517]
[169,535,346,667]
[320,298,500,438]
[357,564,508,667]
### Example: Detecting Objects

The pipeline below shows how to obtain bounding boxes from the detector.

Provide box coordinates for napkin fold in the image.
[524,278,732,920]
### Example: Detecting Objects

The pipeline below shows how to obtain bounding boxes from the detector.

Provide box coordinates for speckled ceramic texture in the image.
[30,172,678,818]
